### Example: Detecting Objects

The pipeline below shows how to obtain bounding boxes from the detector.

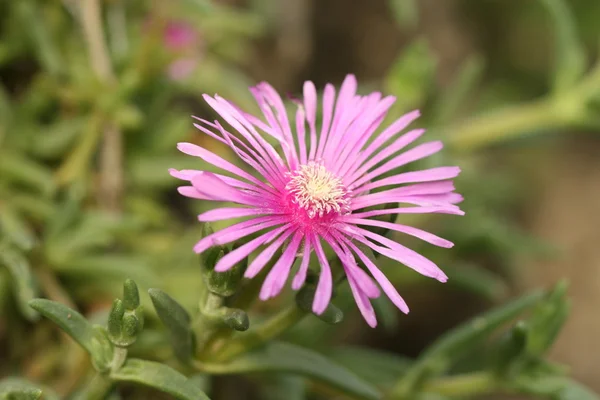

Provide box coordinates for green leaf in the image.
[514,375,599,400]
[388,0,418,28]
[258,375,306,400]
[295,286,343,325]
[207,342,381,400]
[422,290,544,365]
[328,346,412,389]
[111,359,210,400]
[148,289,196,362]
[384,38,437,113]
[0,378,60,400]
[0,245,38,320]
[52,255,157,287]
[14,1,63,76]
[30,118,86,159]
[0,207,36,251]
[0,152,54,196]
[29,299,114,371]
[524,281,570,357]
[390,289,545,396]
[443,264,508,302]
[538,0,586,93]
[432,54,485,124]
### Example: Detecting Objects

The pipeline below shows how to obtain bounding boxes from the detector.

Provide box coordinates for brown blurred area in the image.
[242,0,600,396]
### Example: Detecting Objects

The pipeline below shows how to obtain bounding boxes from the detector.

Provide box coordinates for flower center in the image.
[285,162,350,218]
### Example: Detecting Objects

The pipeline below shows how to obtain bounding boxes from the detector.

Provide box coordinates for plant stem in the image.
[71,372,113,400]
[79,0,123,212]
[111,347,128,372]
[423,371,499,397]
[210,305,306,362]
[446,99,564,152]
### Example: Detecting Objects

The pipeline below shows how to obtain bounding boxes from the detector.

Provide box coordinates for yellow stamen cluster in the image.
[286,162,349,218]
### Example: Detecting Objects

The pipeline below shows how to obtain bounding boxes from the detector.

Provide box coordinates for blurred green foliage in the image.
[1,0,600,399]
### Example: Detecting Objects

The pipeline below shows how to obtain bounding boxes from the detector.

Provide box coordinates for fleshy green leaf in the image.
[524,281,570,357]
[0,245,38,320]
[388,0,418,28]
[432,54,485,124]
[0,152,54,196]
[328,346,412,389]
[28,299,114,371]
[514,375,599,400]
[384,38,437,113]
[390,289,545,396]
[0,378,59,400]
[148,288,196,362]
[0,208,35,251]
[206,342,381,400]
[111,359,210,400]
[538,0,586,93]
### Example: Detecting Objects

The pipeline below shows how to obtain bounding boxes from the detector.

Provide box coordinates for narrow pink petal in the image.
[170,168,266,193]
[245,228,295,278]
[349,109,421,175]
[193,217,285,254]
[202,96,287,178]
[259,230,303,300]
[312,84,335,160]
[256,83,298,169]
[342,238,410,314]
[292,235,312,290]
[394,193,464,207]
[177,186,210,200]
[354,228,448,282]
[342,217,454,248]
[350,206,465,219]
[295,106,308,165]
[351,181,456,210]
[346,263,381,299]
[193,118,285,190]
[214,224,291,272]
[177,142,263,186]
[346,129,425,185]
[351,141,444,190]
[303,82,317,163]
[332,95,395,174]
[347,274,377,328]
[357,166,461,193]
[312,237,333,315]
[319,75,356,159]
[198,207,270,222]
[321,233,380,298]
[191,172,259,206]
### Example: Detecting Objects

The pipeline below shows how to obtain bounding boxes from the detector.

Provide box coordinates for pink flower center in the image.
[285,162,351,219]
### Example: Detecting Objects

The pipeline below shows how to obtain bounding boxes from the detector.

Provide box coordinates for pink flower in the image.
[164,21,198,50]
[159,21,202,80]
[171,75,464,327]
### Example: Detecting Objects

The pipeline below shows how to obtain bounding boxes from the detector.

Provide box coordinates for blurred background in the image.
[1,0,600,399]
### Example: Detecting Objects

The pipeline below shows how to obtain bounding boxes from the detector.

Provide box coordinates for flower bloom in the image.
[171,75,463,327]
[162,21,203,80]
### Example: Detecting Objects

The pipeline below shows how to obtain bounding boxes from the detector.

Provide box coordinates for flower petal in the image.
[245,227,296,278]
[259,230,303,300]
[292,236,312,290]
[214,224,291,272]
[312,236,333,315]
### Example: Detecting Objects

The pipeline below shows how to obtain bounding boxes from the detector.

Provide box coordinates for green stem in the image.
[423,371,499,398]
[79,0,123,212]
[111,347,127,372]
[446,99,564,152]
[71,372,113,400]
[209,305,306,362]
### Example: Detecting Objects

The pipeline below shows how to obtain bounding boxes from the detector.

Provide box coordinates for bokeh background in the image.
[1,0,600,399]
